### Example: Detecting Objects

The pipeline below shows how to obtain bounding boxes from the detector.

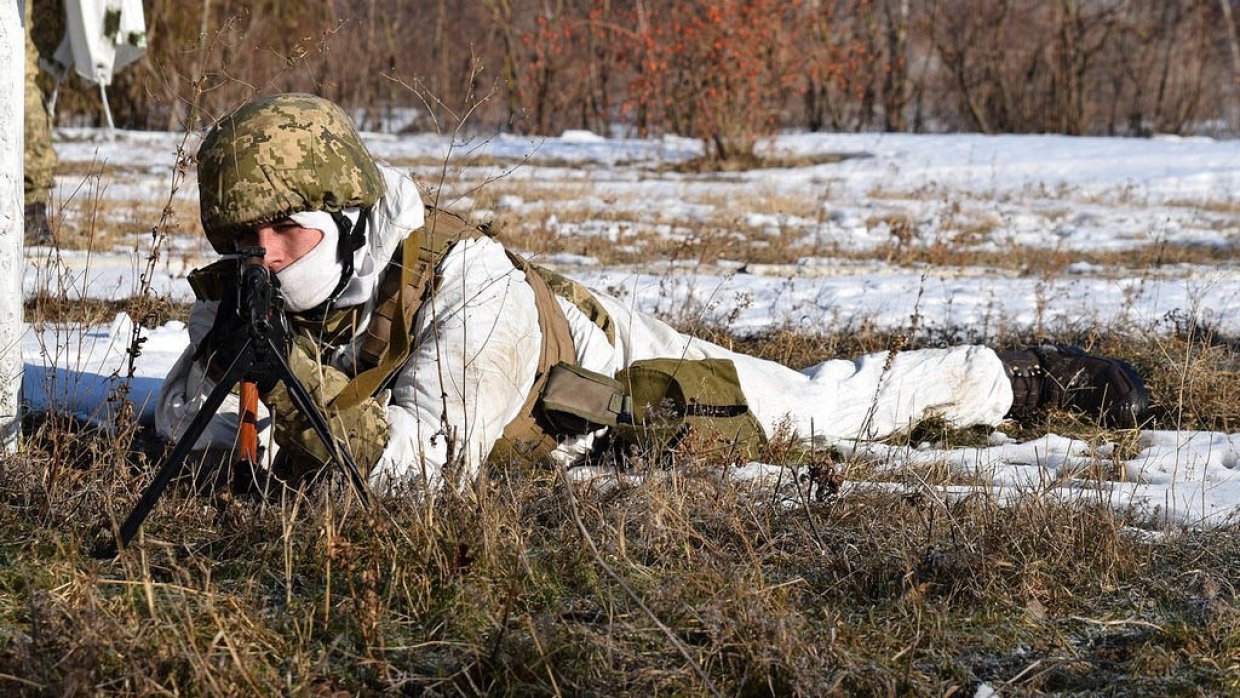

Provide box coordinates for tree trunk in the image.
[634,0,650,135]
[483,0,522,131]
[1,0,22,449]
[184,0,213,130]
[1219,0,1240,130]
[883,0,910,131]
[435,0,448,103]
[1153,2,1179,133]
[859,0,880,129]
[1056,0,1084,134]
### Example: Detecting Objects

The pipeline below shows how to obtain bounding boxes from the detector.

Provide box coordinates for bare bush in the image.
[31,0,1237,141]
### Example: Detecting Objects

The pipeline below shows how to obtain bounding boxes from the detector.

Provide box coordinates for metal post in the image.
[99,82,114,130]
[0,1,24,451]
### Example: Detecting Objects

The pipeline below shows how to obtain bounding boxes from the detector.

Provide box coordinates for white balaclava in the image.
[276,209,346,312]
[276,164,424,314]
[278,208,382,313]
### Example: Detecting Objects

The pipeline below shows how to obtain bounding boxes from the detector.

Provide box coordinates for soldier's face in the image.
[236,219,325,273]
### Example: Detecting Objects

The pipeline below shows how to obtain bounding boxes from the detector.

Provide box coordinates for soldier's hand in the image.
[272,397,389,488]
[261,337,390,487]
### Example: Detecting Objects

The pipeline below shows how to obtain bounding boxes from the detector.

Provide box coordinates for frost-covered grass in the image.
[3,127,1238,694]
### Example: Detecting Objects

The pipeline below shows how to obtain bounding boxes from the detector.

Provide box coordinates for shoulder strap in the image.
[356,208,478,368]
[528,266,615,346]
[331,208,493,410]
[329,230,422,410]
[488,251,578,465]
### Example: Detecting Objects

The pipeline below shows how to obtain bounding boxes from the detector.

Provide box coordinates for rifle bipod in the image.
[94,327,371,559]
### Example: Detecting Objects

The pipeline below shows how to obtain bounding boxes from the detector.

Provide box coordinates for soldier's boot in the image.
[998,344,1150,427]
[24,202,53,246]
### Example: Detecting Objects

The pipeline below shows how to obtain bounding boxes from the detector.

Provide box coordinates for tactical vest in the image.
[188,207,611,466]
[189,207,768,468]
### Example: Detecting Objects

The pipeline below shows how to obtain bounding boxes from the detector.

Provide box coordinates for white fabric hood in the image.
[323,164,425,311]
[366,164,427,271]
[49,0,148,86]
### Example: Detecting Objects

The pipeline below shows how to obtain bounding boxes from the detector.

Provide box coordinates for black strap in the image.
[302,208,371,320]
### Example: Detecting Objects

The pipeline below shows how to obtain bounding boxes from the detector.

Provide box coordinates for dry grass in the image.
[852,240,1238,276]
[416,170,1237,274]
[1158,198,1240,215]
[47,154,203,253]
[18,133,1237,695]
[661,151,862,173]
[3,318,1240,695]
[24,295,191,329]
[45,196,201,252]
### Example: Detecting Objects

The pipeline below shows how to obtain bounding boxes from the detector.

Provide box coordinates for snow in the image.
[23,314,183,424]
[27,127,1240,528]
[562,266,1240,339]
[559,129,606,143]
[770,132,1240,201]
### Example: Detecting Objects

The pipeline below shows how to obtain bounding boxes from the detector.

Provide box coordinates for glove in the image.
[262,337,390,487]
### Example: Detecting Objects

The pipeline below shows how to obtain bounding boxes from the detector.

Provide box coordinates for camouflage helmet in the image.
[197,93,385,253]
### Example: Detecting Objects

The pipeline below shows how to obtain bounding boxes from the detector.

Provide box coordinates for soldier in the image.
[155,94,1149,492]
[25,0,58,245]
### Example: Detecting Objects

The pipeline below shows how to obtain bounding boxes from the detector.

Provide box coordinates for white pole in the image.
[99,83,114,130]
[0,0,24,451]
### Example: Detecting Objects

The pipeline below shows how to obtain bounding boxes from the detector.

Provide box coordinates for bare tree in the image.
[1217,0,1240,129]
[43,0,1240,137]
[883,0,910,131]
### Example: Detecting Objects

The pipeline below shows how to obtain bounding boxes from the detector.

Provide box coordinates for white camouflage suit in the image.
[156,165,1014,490]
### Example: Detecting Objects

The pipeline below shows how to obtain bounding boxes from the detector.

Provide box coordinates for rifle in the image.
[95,247,370,558]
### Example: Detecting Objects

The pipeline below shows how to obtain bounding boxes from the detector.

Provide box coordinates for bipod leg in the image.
[265,337,371,508]
[94,344,254,558]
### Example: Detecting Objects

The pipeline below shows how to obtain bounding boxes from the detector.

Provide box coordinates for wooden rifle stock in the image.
[239,380,259,466]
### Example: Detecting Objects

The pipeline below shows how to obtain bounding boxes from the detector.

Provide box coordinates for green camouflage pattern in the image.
[197,93,385,252]
[25,1,57,204]
[261,337,390,485]
[531,266,615,345]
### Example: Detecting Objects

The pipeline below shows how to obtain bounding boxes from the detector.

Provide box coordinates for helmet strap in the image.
[301,208,370,318]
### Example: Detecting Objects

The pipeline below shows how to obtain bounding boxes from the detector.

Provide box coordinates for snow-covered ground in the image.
[23,127,1240,528]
